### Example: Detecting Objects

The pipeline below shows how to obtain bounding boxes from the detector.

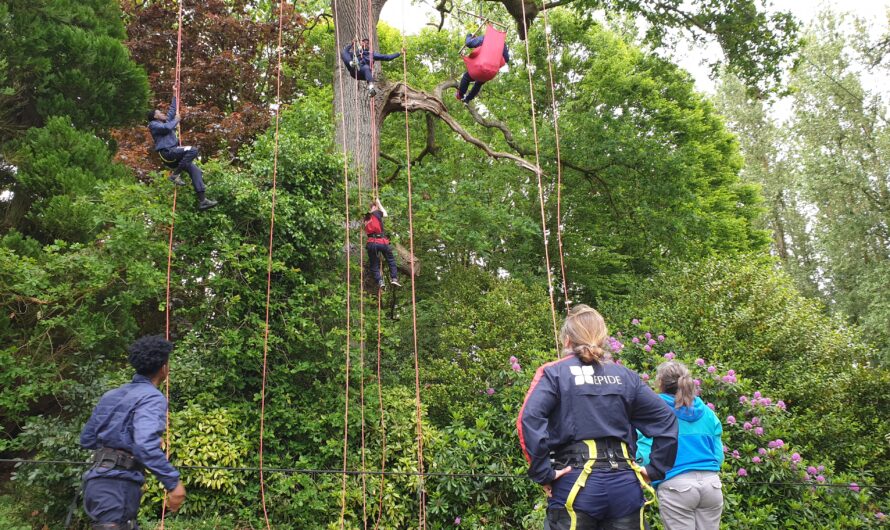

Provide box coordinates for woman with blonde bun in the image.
[518,305,678,530]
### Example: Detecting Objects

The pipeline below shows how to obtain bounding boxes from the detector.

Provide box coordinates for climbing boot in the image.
[378,279,386,290]
[368,83,378,97]
[390,278,402,288]
[197,198,218,211]
[168,171,186,186]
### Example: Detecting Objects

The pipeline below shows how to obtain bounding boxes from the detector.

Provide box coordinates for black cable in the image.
[1,459,885,490]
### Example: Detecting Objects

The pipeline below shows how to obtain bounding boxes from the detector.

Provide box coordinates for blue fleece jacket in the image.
[636,394,724,487]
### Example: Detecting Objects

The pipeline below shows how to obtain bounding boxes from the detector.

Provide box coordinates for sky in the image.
[380,0,890,95]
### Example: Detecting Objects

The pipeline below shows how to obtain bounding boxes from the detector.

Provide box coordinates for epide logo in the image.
[570,366,622,386]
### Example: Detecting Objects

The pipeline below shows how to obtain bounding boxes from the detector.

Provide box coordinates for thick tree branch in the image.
[381,82,541,174]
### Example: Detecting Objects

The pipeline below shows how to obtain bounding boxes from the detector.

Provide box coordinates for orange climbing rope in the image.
[372,291,387,530]
[255,1,286,528]
[400,31,428,530]
[539,4,570,306]
[332,0,353,526]
[158,0,183,526]
[518,1,561,356]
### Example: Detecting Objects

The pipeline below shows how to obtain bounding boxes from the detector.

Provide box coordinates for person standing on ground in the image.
[80,335,186,529]
[636,361,724,530]
[518,304,678,529]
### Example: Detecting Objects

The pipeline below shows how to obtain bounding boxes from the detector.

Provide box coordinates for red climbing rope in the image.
[539,4,570,306]
[518,1,561,356]
[255,1,286,527]
[332,0,353,526]
[158,0,183,526]
[400,33,427,530]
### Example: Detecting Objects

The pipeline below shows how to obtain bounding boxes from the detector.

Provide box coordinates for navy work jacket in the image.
[344,43,401,67]
[465,34,511,64]
[80,374,180,491]
[518,355,678,485]
[148,96,181,152]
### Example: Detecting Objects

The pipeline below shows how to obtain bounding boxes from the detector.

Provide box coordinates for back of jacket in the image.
[80,375,180,490]
[518,355,677,484]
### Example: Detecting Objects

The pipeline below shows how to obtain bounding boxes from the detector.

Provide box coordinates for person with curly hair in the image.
[80,335,187,529]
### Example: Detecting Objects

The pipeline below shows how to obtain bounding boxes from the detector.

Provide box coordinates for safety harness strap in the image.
[620,442,656,507]
[563,439,597,530]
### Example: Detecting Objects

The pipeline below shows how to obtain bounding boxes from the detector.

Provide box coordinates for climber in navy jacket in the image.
[341,38,401,96]
[518,304,678,530]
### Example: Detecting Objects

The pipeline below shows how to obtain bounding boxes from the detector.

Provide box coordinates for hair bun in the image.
[576,344,605,364]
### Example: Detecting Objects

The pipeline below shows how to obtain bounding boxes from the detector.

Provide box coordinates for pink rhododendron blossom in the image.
[777,400,786,410]
[738,468,747,477]
[752,456,762,464]
[727,415,737,425]
[758,448,767,456]
[707,366,716,373]
[664,352,675,360]
[641,373,650,381]
[754,427,764,436]
[694,379,701,386]
[644,345,652,352]
[632,337,640,344]
[722,375,736,383]
[763,398,772,405]
[723,444,729,453]
[807,466,818,475]
[658,335,665,342]
[875,512,885,520]
[753,391,761,399]
[455,516,462,525]
[732,450,740,459]
[648,339,657,346]
[849,483,860,493]
[706,402,715,410]
[791,453,801,463]
[817,465,824,472]
[739,395,748,403]
[486,388,495,395]
[816,475,826,483]
[727,370,736,376]
[743,422,752,431]
[751,417,760,426]
[644,332,652,340]
[632,319,640,325]
[510,356,518,364]
[512,363,521,372]
[695,358,705,366]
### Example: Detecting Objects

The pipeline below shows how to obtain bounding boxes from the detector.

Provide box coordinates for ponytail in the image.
[560,304,609,365]
[655,361,695,408]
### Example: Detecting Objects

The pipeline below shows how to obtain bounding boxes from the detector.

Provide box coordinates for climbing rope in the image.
[400,26,428,530]
[158,0,184,526]
[538,2,569,306]
[255,1,287,528]
[331,0,353,525]
[372,291,387,530]
[518,1,560,356]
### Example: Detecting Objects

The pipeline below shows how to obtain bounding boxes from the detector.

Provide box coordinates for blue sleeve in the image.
[518,365,559,485]
[629,379,678,481]
[713,412,725,467]
[149,117,180,134]
[635,429,652,466]
[465,34,483,48]
[373,52,400,61]
[341,46,353,64]
[503,45,510,64]
[167,96,177,122]
[80,407,100,450]
[132,394,180,491]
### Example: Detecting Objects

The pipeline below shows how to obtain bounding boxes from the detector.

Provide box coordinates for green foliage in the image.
[0,0,149,132]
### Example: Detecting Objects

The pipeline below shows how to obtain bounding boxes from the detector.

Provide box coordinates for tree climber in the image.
[80,335,187,529]
[364,198,401,290]
[147,93,218,211]
[456,31,510,103]
[340,38,402,97]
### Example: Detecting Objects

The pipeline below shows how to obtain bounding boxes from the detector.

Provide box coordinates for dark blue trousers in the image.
[548,469,646,525]
[458,72,484,102]
[340,49,373,82]
[158,146,206,193]
[83,477,142,528]
[367,242,397,282]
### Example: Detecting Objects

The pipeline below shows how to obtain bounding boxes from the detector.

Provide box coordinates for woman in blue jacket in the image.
[519,305,678,530]
[637,361,724,529]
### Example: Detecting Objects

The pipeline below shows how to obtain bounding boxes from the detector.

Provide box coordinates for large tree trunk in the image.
[332,0,387,188]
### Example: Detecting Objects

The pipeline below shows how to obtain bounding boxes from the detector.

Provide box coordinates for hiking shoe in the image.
[197,198,219,211]
[390,278,402,288]
[378,279,386,290]
[168,172,186,186]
